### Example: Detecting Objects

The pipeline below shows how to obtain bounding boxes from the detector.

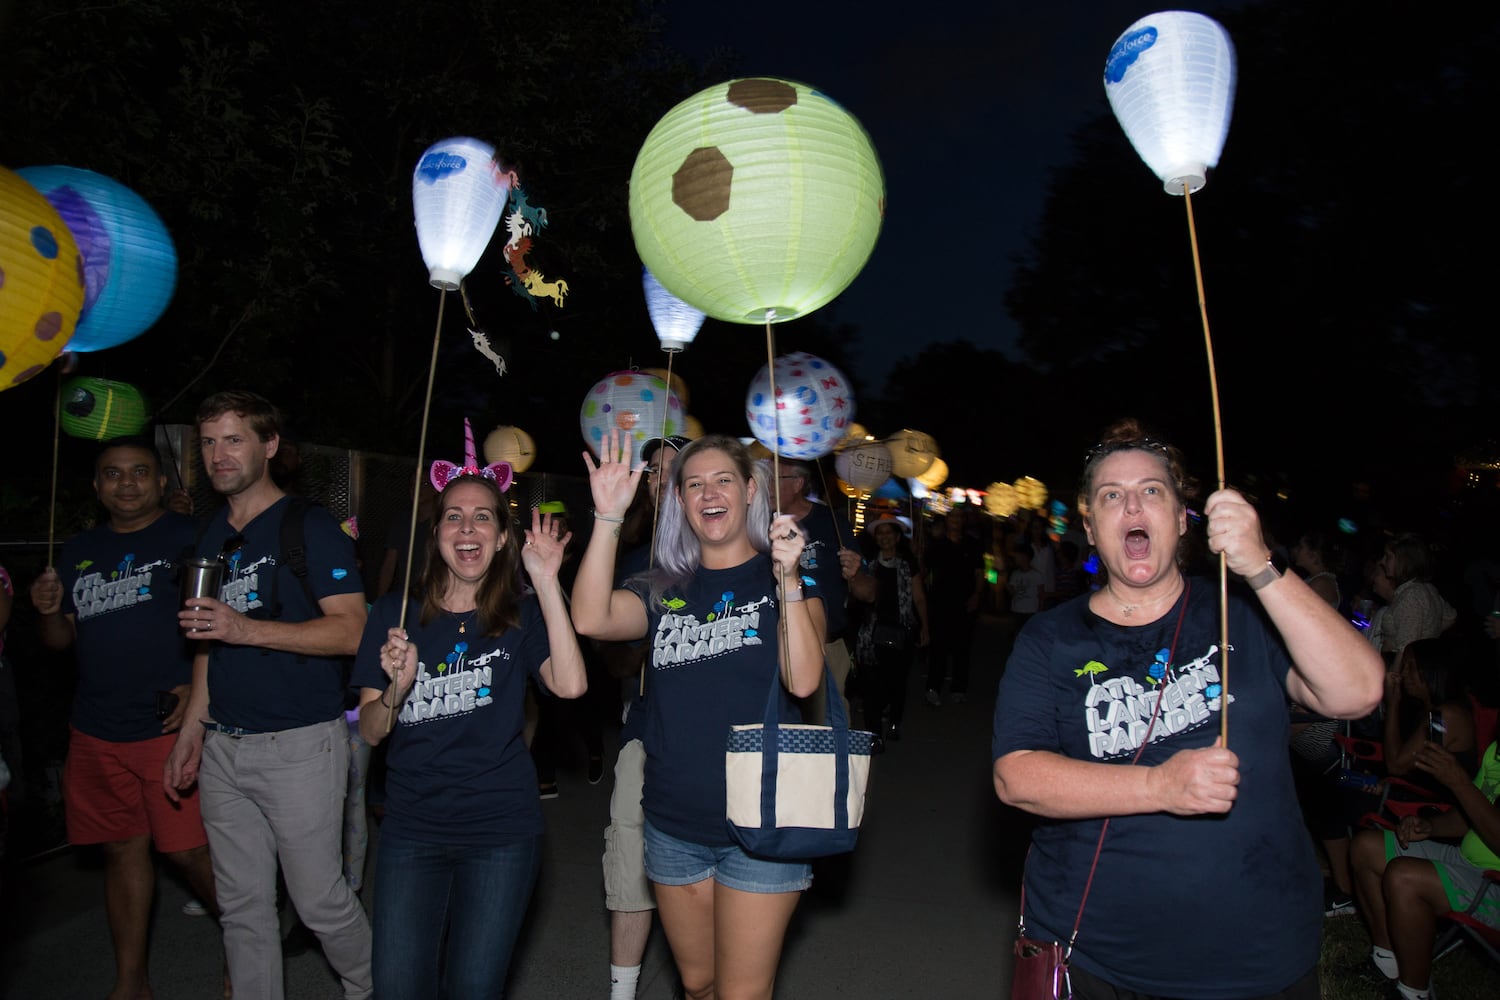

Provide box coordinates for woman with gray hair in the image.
[572,430,826,1000]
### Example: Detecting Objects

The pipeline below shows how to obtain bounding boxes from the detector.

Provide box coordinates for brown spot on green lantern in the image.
[672,147,733,222]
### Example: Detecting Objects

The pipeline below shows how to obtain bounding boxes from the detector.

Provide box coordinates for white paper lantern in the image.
[412,137,511,289]
[916,458,948,490]
[886,428,939,479]
[483,425,537,473]
[1103,11,1236,195]
[835,442,892,496]
[643,266,706,353]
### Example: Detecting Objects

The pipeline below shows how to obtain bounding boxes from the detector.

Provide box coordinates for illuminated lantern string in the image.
[482,425,537,474]
[1103,11,1236,195]
[60,376,149,439]
[17,166,177,353]
[834,441,892,498]
[643,267,706,353]
[0,167,85,391]
[916,458,949,491]
[886,428,938,479]
[412,137,511,290]
[744,351,855,461]
[580,371,685,466]
[630,78,884,324]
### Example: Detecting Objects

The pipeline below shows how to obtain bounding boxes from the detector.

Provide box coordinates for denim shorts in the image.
[643,820,812,894]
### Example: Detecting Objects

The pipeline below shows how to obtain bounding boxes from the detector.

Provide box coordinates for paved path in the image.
[1,615,1027,998]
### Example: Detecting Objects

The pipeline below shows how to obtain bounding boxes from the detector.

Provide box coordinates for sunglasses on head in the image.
[219,533,246,562]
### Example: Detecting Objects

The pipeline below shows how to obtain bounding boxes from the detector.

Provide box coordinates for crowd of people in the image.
[2,399,1498,1000]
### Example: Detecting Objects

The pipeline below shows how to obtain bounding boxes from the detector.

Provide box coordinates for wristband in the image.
[594,512,625,523]
[1245,561,1282,591]
[780,585,805,603]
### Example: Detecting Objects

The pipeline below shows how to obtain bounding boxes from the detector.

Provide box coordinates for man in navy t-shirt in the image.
[164,391,371,1000]
[30,437,220,1000]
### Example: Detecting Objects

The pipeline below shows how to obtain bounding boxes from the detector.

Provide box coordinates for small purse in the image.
[870,621,912,649]
[725,660,875,859]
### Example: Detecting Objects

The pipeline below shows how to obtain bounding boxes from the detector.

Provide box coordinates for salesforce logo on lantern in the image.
[416,152,469,184]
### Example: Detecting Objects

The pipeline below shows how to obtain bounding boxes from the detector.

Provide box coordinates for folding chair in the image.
[1434,868,1500,966]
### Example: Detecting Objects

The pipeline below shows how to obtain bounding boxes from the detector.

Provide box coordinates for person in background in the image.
[992,418,1383,999]
[1370,533,1457,666]
[922,512,984,705]
[164,391,371,1000]
[30,436,222,1000]
[844,515,928,751]
[572,431,824,1000]
[355,455,585,999]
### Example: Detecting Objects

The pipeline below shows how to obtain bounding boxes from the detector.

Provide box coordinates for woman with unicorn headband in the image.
[352,420,586,999]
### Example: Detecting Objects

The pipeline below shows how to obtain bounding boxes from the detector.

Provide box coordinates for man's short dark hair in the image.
[196,391,282,442]
[94,435,161,475]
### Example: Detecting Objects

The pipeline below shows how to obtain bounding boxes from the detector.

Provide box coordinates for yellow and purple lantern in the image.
[0,166,85,391]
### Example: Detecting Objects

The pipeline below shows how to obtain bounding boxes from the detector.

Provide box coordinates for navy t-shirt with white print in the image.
[59,512,196,742]
[625,553,817,847]
[199,496,364,732]
[353,593,551,845]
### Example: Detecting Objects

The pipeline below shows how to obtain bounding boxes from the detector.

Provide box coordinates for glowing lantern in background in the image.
[682,414,705,440]
[1103,11,1236,195]
[17,166,176,353]
[643,267,706,353]
[0,167,85,392]
[641,366,690,409]
[916,458,949,491]
[1014,476,1049,511]
[984,481,1020,518]
[886,428,938,479]
[412,137,511,289]
[840,422,871,447]
[59,376,149,439]
[483,425,537,473]
[744,351,855,460]
[579,370,685,465]
[629,78,884,324]
[834,441,892,498]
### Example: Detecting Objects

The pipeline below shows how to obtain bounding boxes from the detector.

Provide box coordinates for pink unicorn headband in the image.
[430,418,514,493]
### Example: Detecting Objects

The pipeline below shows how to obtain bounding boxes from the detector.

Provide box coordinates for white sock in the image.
[609,963,640,1000]
[1396,981,1431,1000]
[1371,946,1399,979]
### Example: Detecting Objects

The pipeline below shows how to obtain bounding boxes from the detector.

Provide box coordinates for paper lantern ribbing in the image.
[59,377,150,439]
[744,351,855,460]
[916,458,949,490]
[1103,11,1236,195]
[630,78,885,324]
[887,428,939,479]
[17,166,177,353]
[0,167,85,392]
[580,371,685,466]
[834,442,892,498]
[483,425,537,474]
[643,267,706,353]
[412,137,512,290]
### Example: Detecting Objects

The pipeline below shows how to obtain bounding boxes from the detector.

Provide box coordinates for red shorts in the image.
[64,728,207,853]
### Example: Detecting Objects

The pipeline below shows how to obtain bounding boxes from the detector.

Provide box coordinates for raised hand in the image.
[1203,489,1269,579]
[582,428,643,519]
[522,508,572,582]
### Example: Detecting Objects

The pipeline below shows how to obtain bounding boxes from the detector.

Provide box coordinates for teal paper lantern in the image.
[17,166,177,352]
[629,78,885,324]
[60,377,150,439]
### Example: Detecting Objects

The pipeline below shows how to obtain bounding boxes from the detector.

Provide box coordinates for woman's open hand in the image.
[582,428,642,521]
[522,508,571,581]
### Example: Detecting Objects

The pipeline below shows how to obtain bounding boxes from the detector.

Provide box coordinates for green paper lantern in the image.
[629,78,885,324]
[60,377,149,439]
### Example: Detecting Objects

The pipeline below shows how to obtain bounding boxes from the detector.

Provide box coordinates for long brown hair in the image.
[417,476,523,634]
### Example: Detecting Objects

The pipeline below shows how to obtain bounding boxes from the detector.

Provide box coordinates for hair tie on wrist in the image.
[594,512,625,523]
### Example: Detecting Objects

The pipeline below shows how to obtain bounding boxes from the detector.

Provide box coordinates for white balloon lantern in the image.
[886,428,938,479]
[916,458,948,491]
[835,442,892,497]
[412,137,512,289]
[1103,11,1236,195]
[744,351,856,460]
[643,266,706,353]
[483,425,537,473]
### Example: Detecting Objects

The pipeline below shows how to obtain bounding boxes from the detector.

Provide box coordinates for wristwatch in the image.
[1245,560,1281,592]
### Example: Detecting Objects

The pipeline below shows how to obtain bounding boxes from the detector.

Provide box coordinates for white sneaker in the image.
[181,898,209,917]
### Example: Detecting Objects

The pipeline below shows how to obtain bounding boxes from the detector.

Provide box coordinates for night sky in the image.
[663,0,1249,388]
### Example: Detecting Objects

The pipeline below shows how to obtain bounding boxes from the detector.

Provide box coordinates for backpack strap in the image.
[280,496,319,612]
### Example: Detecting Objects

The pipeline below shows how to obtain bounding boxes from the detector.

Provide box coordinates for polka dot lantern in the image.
[629,78,884,324]
[744,351,855,460]
[579,371,685,466]
[59,377,150,439]
[17,166,177,353]
[0,166,85,392]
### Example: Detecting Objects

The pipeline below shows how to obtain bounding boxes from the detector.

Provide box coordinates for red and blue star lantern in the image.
[744,351,855,460]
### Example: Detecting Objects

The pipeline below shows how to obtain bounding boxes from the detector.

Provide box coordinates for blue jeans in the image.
[372,830,542,999]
